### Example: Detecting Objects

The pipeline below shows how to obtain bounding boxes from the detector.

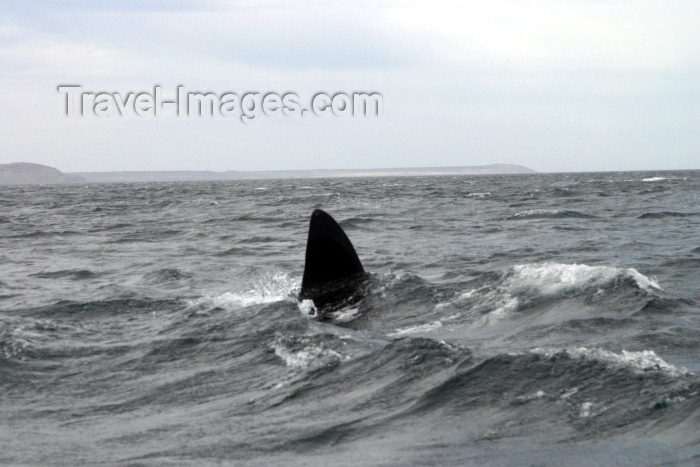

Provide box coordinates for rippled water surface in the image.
[1,171,698,465]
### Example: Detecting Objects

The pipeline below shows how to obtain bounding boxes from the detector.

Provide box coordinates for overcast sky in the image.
[0,0,697,173]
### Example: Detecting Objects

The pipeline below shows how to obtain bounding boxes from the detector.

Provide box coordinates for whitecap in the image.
[579,401,594,418]
[506,262,660,295]
[328,307,361,323]
[531,347,689,377]
[515,390,547,403]
[481,296,520,323]
[512,209,561,218]
[272,336,346,369]
[390,320,443,336]
[273,343,344,369]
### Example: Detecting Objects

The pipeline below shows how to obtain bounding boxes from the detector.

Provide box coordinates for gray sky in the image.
[0,0,698,173]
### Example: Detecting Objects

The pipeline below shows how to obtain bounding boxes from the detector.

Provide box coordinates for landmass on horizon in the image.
[0,162,536,185]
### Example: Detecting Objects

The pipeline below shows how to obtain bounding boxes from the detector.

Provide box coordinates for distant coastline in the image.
[0,162,536,185]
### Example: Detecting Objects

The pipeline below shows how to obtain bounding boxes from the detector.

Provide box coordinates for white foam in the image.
[507,262,660,295]
[297,299,317,318]
[531,347,689,377]
[515,390,547,403]
[458,289,477,300]
[482,296,520,323]
[272,341,345,369]
[627,268,662,291]
[390,320,443,336]
[2,337,30,359]
[642,177,667,182]
[436,288,478,309]
[328,307,361,323]
[189,272,298,310]
[579,402,594,418]
[456,262,660,327]
[512,209,561,217]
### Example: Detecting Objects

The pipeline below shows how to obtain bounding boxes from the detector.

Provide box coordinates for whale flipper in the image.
[300,209,366,312]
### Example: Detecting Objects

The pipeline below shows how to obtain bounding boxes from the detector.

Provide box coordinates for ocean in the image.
[1,171,698,465]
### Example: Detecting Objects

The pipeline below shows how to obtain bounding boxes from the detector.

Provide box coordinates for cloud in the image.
[383,0,700,72]
[0,40,138,77]
[0,1,697,172]
[2,3,430,74]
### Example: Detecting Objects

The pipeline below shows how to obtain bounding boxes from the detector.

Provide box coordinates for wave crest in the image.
[272,334,348,369]
[507,209,595,220]
[453,262,662,323]
[530,346,689,377]
[507,262,660,296]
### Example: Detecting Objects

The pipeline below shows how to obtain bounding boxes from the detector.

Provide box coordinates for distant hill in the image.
[0,163,85,185]
[0,163,536,185]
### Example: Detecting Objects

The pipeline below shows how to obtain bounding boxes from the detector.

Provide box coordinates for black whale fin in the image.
[300,209,366,310]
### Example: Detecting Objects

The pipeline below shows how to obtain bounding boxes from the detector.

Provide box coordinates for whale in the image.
[299,209,368,315]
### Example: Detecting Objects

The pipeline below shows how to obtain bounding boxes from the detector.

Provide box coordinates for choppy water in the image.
[1,171,698,465]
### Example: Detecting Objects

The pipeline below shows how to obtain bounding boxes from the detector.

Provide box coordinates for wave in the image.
[0,315,76,360]
[0,323,32,359]
[445,262,662,323]
[142,268,191,284]
[637,211,697,219]
[272,334,349,369]
[339,217,375,228]
[24,298,182,318]
[507,209,596,220]
[7,230,82,239]
[110,229,182,243]
[495,262,660,318]
[505,262,660,296]
[390,320,443,336]
[265,193,339,206]
[29,269,97,280]
[550,187,579,197]
[530,347,689,377]
[410,347,696,426]
[87,222,132,232]
[212,246,248,257]
[642,177,667,182]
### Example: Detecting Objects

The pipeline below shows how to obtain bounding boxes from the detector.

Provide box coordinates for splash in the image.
[189,272,298,310]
